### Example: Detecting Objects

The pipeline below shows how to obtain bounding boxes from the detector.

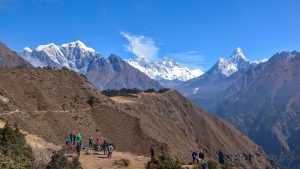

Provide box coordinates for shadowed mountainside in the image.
[212,51,300,169]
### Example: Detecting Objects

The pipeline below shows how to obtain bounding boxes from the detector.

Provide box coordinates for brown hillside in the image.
[0,68,275,168]
[0,43,32,68]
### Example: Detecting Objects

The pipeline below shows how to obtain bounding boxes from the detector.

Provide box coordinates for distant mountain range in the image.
[127,57,203,87]
[177,48,300,169]
[20,41,162,90]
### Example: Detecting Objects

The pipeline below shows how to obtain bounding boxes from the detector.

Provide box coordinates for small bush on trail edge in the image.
[146,153,183,169]
[46,150,83,169]
[87,96,99,106]
[0,123,35,169]
[113,158,130,167]
[208,159,219,169]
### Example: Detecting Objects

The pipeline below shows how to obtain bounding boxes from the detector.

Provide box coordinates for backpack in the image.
[199,152,204,159]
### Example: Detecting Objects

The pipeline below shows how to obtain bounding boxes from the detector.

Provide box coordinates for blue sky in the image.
[0,0,299,70]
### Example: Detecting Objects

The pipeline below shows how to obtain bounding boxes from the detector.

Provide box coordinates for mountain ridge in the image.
[20,41,162,90]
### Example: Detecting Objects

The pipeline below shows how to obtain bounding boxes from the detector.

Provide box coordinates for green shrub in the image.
[208,159,219,169]
[46,151,83,169]
[87,96,98,106]
[0,123,34,169]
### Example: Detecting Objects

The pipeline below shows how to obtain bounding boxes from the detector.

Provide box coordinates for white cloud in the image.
[121,32,159,60]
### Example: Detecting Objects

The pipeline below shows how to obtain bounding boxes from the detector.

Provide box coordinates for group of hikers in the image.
[65,132,223,168]
[192,150,209,169]
[65,132,114,159]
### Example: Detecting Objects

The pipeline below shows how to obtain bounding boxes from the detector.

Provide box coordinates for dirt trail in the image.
[0,104,102,116]
[78,151,149,169]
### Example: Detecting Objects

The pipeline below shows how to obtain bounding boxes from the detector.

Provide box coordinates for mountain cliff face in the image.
[0,67,275,168]
[0,43,32,68]
[20,41,162,90]
[127,57,203,87]
[213,51,300,169]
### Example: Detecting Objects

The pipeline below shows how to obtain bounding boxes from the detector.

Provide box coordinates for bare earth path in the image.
[0,104,103,116]
[78,151,149,169]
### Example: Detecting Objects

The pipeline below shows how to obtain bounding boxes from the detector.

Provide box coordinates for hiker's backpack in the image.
[199,152,204,159]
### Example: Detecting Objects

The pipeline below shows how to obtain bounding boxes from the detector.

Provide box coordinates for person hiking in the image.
[218,151,224,165]
[88,135,93,148]
[96,136,100,145]
[103,140,108,155]
[76,142,81,158]
[107,144,114,159]
[192,151,199,163]
[69,132,73,144]
[73,132,76,145]
[150,145,155,161]
[77,133,82,146]
[199,150,205,162]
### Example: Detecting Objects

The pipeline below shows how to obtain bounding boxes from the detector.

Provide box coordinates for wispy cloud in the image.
[165,51,205,70]
[121,32,159,60]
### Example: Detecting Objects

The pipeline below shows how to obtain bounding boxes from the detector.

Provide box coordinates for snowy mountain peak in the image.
[229,47,248,61]
[161,58,179,67]
[20,41,100,72]
[36,43,59,51]
[127,57,203,82]
[212,48,251,77]
[61,40,95,53]
[23,47,32,52]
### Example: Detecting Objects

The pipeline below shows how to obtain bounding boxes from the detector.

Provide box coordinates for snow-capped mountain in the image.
[126,57,203,82]
[20,41,162,90]
[21,41,99,73]
[176,48,260,110]
[208,47,252,77]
